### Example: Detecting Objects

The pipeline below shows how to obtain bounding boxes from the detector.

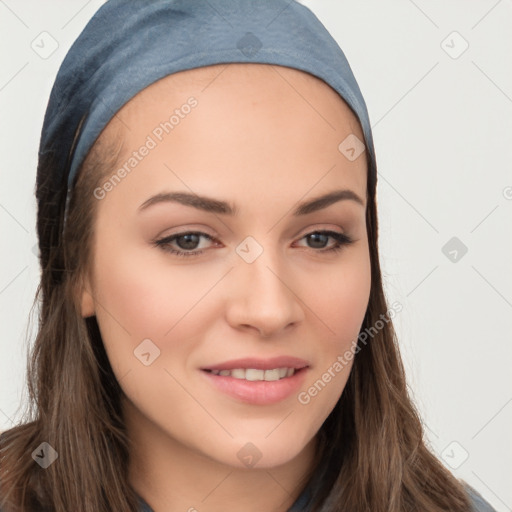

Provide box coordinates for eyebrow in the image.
[138,188,365,216]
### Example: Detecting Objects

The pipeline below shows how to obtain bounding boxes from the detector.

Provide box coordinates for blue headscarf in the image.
[37,0,375,231]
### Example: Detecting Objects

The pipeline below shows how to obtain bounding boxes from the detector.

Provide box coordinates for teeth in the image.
[264,369,280,381]
[231,368,245,379]
[208,367,297,381]
[245,369,264,381]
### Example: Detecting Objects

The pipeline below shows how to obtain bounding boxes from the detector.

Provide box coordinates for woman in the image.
[0,1,497,511]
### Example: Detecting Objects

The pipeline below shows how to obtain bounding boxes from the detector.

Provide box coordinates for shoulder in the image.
[464,483,497,512]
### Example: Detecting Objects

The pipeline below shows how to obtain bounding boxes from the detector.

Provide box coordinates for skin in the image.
[80,63,371,512]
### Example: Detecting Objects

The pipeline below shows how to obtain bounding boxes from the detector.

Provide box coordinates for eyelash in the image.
[153,230,354,258]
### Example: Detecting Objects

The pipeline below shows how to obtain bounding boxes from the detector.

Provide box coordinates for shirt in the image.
[136,481,498,511]
[0,481,497,511]
[137,488,309,512]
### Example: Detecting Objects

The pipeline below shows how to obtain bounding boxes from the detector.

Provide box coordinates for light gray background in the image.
[1,1,511,510]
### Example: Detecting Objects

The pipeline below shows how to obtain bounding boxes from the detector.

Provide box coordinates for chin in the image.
[203,433,313,470]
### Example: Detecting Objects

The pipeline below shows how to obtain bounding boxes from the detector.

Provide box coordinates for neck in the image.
[124,398,317,512]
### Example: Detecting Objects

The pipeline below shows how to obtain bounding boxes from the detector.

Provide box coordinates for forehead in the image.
[94,62,367,212]
[105,62,365,140]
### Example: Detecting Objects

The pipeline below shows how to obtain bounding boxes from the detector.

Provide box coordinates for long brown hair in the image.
[1,94,476,511]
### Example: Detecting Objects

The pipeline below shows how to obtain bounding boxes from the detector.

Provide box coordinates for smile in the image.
[204,367,296,381]
[201,367,308,405]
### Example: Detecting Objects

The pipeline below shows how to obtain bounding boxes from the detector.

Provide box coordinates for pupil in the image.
[308,233,328,249]
[178,234,200,250]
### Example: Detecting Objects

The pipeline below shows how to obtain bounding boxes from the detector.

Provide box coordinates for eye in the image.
[153,230,354,258]
[153,232,218,258]
[294,230,354,254]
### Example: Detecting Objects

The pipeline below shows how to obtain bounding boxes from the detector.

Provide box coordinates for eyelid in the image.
[294,223,346,239]
[153,225,220,240]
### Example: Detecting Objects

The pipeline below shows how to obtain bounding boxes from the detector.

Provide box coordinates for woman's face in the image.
[81,63,370,470]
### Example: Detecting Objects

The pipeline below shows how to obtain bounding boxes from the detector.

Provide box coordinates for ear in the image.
[80,273,95,318]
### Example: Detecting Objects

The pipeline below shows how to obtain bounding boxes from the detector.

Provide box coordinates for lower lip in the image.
[200,368,309,405]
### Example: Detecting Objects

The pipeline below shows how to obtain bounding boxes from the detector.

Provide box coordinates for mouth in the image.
[202,367,304,381]
[200,366,309,405]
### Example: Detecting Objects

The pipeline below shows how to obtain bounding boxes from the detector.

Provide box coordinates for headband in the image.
[37,0,376,232]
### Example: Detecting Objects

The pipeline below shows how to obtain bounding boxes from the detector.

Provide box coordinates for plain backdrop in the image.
[1,1,511,510]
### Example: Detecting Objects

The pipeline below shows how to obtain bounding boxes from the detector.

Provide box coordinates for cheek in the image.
[312,243,371,345]
[298,244,371,415]
[93,241,217,339]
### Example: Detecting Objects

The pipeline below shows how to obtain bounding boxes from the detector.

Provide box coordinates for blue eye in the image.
[154,230,354,258]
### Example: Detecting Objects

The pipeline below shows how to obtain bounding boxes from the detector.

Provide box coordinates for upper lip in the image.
[201,356,310,371]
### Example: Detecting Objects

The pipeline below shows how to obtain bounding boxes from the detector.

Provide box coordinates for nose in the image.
[224,248,305,338]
